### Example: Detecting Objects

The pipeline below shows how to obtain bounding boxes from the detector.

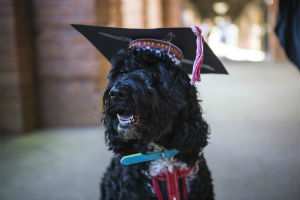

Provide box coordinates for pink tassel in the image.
[190,26,204,85]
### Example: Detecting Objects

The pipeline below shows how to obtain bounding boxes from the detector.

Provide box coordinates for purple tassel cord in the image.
[190,26,204,85]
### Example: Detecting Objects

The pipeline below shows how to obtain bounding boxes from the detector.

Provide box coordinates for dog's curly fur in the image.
[101,47,214,200]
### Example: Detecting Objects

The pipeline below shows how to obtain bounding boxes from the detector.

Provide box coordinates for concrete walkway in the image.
[200,61,300,200]
[0,61,299,200]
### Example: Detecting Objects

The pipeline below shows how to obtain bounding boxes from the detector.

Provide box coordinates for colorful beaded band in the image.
[129,39,183,63]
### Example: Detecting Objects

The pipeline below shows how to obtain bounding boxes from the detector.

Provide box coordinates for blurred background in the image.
[0,0,299,200]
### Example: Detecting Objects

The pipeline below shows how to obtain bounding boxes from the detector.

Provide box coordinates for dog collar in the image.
[120,149,179,165]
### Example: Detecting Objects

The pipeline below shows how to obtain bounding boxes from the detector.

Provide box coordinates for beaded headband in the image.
[129,39,183,65]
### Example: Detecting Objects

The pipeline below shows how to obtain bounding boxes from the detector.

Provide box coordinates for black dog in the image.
[101,47,214,200]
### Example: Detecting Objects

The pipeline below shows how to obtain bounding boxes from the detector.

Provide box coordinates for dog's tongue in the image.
[117,114,133,121]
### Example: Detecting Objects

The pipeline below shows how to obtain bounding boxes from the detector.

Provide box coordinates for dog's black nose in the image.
[109,87,129,99]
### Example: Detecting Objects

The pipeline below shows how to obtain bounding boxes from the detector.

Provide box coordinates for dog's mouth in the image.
[116,112,141,140]
[117,114,138,127]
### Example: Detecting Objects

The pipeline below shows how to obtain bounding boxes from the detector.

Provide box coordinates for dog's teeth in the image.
[119,120,131,126]
[117,114,133,121]
[117,114,137,126]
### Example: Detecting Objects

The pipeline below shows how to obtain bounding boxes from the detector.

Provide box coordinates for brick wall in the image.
[33,0,102,127]
[0,0,181,134]
[0,0,110,133]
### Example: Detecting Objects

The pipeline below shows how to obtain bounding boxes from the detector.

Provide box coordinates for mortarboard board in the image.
[71,24,228,84]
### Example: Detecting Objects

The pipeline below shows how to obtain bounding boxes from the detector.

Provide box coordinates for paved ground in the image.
[0,61,299,200]
[200,61,300,200]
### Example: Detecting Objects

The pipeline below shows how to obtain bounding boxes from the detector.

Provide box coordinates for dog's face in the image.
[103,48,191,143]
[103,48,208,163]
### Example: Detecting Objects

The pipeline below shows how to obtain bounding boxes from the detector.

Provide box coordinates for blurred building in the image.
[0,0,182,134]
[0,0,286,134]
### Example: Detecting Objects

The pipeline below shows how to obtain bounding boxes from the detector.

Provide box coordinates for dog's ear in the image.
[173,100,209,164]
[166,76,209,165]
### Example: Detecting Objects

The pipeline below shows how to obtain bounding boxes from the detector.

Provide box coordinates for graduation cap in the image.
[72,24,228,84]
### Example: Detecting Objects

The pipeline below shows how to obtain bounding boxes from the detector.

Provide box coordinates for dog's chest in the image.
[143,158,197,196]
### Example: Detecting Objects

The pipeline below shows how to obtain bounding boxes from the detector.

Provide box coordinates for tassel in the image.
[190,26,204,85]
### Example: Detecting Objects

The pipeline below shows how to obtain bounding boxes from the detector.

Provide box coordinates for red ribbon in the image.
[190,26,204,85]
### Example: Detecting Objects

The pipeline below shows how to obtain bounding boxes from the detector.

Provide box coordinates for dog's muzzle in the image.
[108,85,142,140]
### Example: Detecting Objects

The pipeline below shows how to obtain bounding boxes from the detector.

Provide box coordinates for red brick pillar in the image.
[145,0,163,28]
[0,0,24,133]
[122,0,146,28]
[33,0,102,127]
[162,0,182,27]
[267,0,286,61]
[96,0,120,114]
[14,0,39,132]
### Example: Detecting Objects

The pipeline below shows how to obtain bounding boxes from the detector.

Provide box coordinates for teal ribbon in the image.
[120,149,179,165]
